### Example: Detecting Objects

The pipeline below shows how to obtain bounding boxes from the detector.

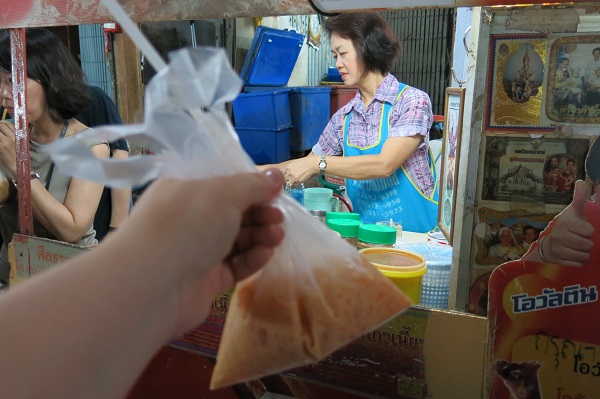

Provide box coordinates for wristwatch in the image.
[318,155,327,173]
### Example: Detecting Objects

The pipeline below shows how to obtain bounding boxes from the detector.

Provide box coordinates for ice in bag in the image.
[40,47,412,389]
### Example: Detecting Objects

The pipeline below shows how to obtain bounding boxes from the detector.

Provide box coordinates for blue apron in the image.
[342,84,439,233]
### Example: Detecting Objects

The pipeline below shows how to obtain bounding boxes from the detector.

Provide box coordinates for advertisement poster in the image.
[487,201,600,399]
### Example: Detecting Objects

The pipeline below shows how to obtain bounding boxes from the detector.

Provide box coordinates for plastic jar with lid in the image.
[357,224,397,249]
[326,218,362,248]
[326,211,361,222]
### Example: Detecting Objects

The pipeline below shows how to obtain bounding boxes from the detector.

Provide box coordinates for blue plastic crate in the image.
[288,87,331,152]
[326,67,343,82]
[232,89,291,130]
[235,127,291,165]
[240,26,304,87]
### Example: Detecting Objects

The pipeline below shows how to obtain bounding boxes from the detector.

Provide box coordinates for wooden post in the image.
[10,29,34,236]
[112,31,144,125]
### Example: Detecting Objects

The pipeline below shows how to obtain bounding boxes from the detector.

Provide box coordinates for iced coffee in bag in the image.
[210,196,412,389]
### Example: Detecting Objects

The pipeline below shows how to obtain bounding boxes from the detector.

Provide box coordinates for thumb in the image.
[572,180,588,219]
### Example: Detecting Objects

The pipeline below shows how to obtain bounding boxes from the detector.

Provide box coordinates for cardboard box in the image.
[9,234,90,286]
[172,301,488,398]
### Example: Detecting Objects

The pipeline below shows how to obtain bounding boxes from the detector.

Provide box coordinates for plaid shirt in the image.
[314,73,434,195]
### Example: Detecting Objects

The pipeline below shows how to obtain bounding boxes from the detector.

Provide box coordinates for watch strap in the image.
[319,155,327,172]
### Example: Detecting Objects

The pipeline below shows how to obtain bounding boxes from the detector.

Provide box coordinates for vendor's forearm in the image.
[323,154,399,180]
[257,159,295,173]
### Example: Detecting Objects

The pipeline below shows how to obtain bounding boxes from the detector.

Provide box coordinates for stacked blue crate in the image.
[232,26,303,164]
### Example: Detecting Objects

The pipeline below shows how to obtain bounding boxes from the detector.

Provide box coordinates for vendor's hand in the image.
[0,120,16,177]
[284,155,319,185]
[536,180,598,266]
[115,169,285,335]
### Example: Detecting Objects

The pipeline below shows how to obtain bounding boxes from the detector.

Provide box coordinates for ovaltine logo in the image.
[511,284,598,314]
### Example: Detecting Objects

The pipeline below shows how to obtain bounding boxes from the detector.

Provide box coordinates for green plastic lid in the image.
[326,211,360,221]
[326,219,362,238]
[358,224,396,245]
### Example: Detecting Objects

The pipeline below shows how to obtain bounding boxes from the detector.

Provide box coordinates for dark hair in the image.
[522,225,536,234]
[593,47,600,54]
[0,28,90,122]
[324,13,401,76]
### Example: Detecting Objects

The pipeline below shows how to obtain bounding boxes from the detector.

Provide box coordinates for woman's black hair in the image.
[324,13,401,76]
[0,28,90,122]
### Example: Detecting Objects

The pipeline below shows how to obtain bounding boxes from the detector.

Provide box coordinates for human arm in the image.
[0,121,110,242]
[282,136,421,185]
[29,142,110,243]
[108,148,132,230]
[523,180,597,266]
[0,169,285,399]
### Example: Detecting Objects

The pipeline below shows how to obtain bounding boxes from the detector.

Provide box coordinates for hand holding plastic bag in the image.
[42,47,412,389]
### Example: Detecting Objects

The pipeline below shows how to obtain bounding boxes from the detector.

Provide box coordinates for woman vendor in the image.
[0,28,109,288]
[262,12,438,233]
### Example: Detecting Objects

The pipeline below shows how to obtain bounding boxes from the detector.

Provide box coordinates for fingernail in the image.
[264,168,283,186]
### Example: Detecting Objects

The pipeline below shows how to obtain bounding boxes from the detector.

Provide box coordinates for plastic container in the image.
[288,87,331,152]
[326,218,361,248]
[318,174,345,196]
[232,89,291,130]
[239,26,304,87]
[375,219,403,239]
[235,127,291,165]
[326,67,343,82]
[395,242,453,309]
[304,187,334,211]
[326,211,360,221]
[327,85,358,118]
[359,247,427,304]
[286,182,304,206]
[357,224,396,249]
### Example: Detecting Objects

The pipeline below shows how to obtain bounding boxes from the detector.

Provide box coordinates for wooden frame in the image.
[437,87,465,245]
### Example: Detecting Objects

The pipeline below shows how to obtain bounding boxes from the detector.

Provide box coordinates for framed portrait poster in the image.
[545,35,600,124]
[473,207,558,267]
[481,135,590,205]
[437,87,465,245]
[486,34,552,131]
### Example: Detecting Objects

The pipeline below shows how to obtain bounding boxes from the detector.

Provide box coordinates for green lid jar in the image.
[327,218,362,248]
[326,211,361,221]
[357,224,396,249]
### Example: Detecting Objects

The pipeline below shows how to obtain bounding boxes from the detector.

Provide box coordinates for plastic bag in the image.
[42,47,412,389]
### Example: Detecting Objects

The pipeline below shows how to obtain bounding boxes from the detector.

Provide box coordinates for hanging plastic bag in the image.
[42,47,412,389]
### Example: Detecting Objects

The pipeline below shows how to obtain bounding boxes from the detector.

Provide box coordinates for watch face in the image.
[319,160,326,170]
